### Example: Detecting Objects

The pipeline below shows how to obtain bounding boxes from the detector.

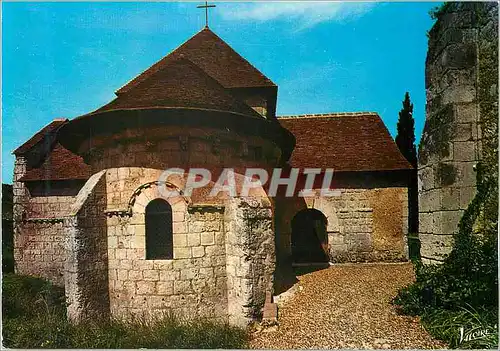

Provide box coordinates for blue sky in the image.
[2,1,440,183]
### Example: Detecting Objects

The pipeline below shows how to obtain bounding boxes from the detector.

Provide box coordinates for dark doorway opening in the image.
[291,209,329,264]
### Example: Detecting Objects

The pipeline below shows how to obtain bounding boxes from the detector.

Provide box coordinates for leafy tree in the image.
[395,92,417,167]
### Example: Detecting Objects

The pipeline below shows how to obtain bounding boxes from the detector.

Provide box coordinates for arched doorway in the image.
[291,209,329,263]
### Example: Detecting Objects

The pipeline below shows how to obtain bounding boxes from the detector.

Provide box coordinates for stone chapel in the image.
[13,26,413,326]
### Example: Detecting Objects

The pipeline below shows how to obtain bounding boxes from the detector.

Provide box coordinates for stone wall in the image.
[102,167,228,320]
[314,188,408,262]
[14,221,68,285]
[82,125,281,174]
[13,156,78,286]
[74,166,275,325]
[225,197,274,326]
[418,2,498,263]
[275,185,409,266]
[65,171,110,322]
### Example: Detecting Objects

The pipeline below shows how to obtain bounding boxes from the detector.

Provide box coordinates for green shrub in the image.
[2,274,248,349]
[422,306,498,349]
[2,273,66,319]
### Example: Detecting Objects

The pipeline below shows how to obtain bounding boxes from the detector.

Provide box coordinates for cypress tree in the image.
[395,92,417,167]
[396,92,419,254]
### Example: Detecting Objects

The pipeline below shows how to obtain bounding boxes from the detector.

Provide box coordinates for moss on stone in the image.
[418,104,455,165]
[435,162,457,187]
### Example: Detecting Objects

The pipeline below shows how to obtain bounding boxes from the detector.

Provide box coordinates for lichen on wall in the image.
[418,2,498,263]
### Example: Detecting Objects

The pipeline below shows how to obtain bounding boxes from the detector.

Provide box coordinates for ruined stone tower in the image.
[418,2,498,263]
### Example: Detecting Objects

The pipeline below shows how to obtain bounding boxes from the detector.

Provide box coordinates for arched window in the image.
[145,199,173,260]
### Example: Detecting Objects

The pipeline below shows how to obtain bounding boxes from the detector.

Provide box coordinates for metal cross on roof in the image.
[197,1,216,28]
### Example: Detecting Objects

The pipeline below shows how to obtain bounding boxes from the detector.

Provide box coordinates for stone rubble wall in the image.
[104,167,228,321]
[275,187,408,265]
[65,170,110,322]
[314,188,408,262]
[418,2,498,263]
[83,125,281,174]
[13,156,77,286]
[14,221,68,286]
[225,196,275,326]
[102,167,275,325]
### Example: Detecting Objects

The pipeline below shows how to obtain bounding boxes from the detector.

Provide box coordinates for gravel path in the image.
[250,263,446,349]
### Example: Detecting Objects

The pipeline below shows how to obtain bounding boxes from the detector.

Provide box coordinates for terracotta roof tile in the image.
[94,57,262,118]
[278,113,413,172]
[13,119,67,155]
[116,27,275,94]
[20,143,91,181]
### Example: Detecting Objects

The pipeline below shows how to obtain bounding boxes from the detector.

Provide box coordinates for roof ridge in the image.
[277,112,379,119]
[115,27,275,94]
[115,27,209,95]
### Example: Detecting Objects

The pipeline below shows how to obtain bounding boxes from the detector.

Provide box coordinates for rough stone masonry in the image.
[418,2,498,263]
[13,27,413,325]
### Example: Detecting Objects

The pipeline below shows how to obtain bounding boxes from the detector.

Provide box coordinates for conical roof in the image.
[95,57,262,118]
[116,27,275,94]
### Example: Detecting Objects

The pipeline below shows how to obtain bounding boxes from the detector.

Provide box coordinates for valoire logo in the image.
[459,325,497,344]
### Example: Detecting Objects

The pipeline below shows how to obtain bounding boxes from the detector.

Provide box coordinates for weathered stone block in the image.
[189,221,205,233]
[143,270,159,281]
[108,236,118,248]
[420,189,441,212]
[459,186,476,209]
[159,270,180,281]
[173,280,191,294]
[133,236,145,249]
[454,162,476,187]
[200,232,215,245]
[174,247,191,259]
[173,212,185,222]
[181,267,199,280]
[420,233,454,260]
[455,103,478,123]
[439,187,460,211]
[173,234,187,247]
[199,267,213,278]
[455,123,473,141]
[441,85,476,105]
[187,233,201,247]
[192,246,205,258]
[173,222,187,234]
[453,141,476,161]
[116,249,127,260]
[441,210,463,234]
[128,270,142,281]
[136,281,155,295]
[156,281,174,295]
[419,212,433,234]
[440,43,477,70]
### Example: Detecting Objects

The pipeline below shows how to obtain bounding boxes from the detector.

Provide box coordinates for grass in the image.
[2,273,248,349]
[421,306,498,349]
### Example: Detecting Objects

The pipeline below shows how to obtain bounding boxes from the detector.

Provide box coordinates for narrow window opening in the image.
[145,199,173,260]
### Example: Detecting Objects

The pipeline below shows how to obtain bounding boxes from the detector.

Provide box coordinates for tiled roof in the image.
[13,119,67,155]
[20,143,91,181]
[116,27,275,94]
[94,57,262,118]
[278,113,413,172]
